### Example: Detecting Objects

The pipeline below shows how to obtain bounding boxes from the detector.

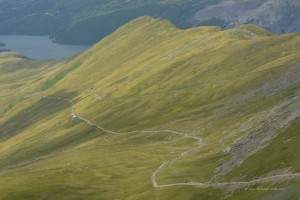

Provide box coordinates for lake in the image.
[0,35,90,60]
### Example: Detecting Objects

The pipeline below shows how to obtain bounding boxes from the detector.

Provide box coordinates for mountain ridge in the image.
[0,18,300,199]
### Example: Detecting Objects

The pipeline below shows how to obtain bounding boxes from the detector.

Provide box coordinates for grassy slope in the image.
[0,17,300,199]
[222,117,300,200]
[225,116,300,180]
[0,52,54,118]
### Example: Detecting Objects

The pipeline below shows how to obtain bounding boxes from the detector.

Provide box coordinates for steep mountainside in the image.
[192,0,300,34]
[1,0,300,44]
[0,17,300,199]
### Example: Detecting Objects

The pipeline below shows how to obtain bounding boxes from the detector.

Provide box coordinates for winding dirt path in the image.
[41,95,300,189]
[153,171,300,188]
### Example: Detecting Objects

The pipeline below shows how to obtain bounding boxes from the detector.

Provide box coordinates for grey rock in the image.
[192,0,300,34]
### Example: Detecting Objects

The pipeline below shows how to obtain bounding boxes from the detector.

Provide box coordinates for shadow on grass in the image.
[0,91,78,141]
[0,90,108,168]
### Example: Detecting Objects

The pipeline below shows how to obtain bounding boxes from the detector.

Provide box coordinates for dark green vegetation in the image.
[1,0,300,45]
[0,18,300,199]
[0,0,220,44]
[53,1,217,44]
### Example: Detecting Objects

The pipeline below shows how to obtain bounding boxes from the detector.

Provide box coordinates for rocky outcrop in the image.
[212,63,300,179]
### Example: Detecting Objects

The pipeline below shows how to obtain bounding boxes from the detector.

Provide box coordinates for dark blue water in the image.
[0,35,90,60]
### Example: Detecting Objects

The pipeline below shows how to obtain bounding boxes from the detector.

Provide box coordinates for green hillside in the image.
[0,17,300,200]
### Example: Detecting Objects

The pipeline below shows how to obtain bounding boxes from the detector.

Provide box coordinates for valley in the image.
[0,17,300,199]
[1,0,300,45]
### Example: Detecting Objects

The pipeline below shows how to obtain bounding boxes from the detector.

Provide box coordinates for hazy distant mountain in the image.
[191,0,300,34]
[0,0,210,44]
[0,0,299,44]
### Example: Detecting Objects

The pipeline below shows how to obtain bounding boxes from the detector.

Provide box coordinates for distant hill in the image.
[0,0,214,44]
[0,17,299,199]
[0,41,9,52]
[0,0,300,44]
[191,0,300,34]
